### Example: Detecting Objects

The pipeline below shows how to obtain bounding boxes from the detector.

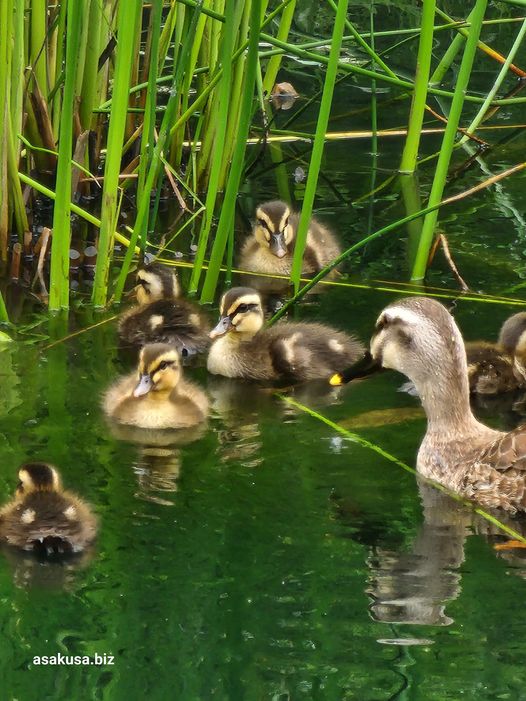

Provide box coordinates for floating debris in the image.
[270,81,299,111]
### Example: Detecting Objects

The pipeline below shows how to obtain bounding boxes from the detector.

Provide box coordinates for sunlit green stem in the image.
[290,0,349,293]
[0,289,8,323]
[49,0,83,311]
[461,18,526,143]
[200,0,263,302]
[114,3,203,304]
[411,0,487,282]
[188,0,238,293]
[92,0,142,308]
[399,0,435,174]
[261,0,296,94]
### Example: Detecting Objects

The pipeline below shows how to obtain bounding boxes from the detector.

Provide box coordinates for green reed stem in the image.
[49,0,83,311]
[290,0,349,293]
[280,395,526,546]
[113,2,203,304]
[92,0,142,308]
[18,171,140,252]
[200,0,263,302]
[269,191,486,325]
[188,0,238,294]
[137,0,162,205]
[399,0,435,174]
[262,0,296,94]
[461,18,526,144]
[411,0,487,282]
[30,0,48,95]
[0,289,8,324]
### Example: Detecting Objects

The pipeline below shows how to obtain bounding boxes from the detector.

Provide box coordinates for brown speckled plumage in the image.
[0,464,97,555]
[368,297,526,513]
[466,312,526,395]
[119,263,210,355]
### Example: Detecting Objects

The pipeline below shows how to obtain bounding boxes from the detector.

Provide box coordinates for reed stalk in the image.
[0,0,9,260]
[188,0,239,294]
[200,0,263,302]
[261,0,296,94]
[92,0,142,308]
[114,2,204,304]
[137,0,162,204]
[290,0,349,293]
[461,18,526,143]
[399,0,435,174]
[0,289,8,323]
[30,0,48,95]
[49,0,83,311]
[411,0,488,282]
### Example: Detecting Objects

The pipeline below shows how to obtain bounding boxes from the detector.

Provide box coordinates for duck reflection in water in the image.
[208,375,349,467]
[108,421,206,506]
[337,482,526,627]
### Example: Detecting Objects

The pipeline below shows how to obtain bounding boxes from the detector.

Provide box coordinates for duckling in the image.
[104,343,209,428]
[0,463,97,555]
[331,297,526,513]
[118,263,210,356]
[239,200,341,278]
[207,287,364,382]
[466,312,526,394]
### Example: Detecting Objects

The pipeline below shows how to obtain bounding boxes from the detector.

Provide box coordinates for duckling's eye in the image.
[158,360,173,371]
[257,218,267,229]
[375,317,387,332]
[138,279,150,289]
[237,304,249,313]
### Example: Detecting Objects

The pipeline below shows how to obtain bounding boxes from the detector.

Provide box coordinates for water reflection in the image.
[1,545,95,590]
[363,482,526,627]
[107,420,206,505]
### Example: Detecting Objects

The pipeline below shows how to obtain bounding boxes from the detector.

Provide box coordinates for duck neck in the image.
[415,367,480,437]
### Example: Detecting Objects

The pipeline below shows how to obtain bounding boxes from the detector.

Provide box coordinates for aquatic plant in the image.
[0,0,524,314]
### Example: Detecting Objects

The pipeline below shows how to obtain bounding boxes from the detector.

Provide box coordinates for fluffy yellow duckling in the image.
[104,343,209,428]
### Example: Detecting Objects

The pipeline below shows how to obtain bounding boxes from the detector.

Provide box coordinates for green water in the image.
[3,3,526,699]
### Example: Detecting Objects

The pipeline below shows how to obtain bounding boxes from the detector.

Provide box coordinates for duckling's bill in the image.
[133,374,154,397]
[329,351,380,386]
[210,316,233,339]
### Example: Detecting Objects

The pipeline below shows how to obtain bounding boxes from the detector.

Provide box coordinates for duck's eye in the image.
[257,218,267,228]
[138,279,150,289]
[236,304,249,313]
[158,360,173,371]
[283,218,289,227]
[375,317,388,332]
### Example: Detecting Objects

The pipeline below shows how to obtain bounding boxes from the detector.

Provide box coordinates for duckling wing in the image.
[119,300,210,354]
[268,323,364,382]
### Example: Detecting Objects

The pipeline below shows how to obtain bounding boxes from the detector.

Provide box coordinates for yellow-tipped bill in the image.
[329,373,343,386]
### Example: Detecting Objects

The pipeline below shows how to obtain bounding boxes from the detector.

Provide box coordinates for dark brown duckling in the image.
[118,263,210,356]
[239,200,341,278]
[467,312,526,395]
[0,463,97,556]
[207,287,364,382]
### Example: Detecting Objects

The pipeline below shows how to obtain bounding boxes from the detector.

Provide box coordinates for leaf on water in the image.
[271,82,299,111]
[339,407,423,430]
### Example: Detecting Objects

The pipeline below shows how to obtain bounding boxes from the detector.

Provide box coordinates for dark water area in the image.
[2,2,526,699]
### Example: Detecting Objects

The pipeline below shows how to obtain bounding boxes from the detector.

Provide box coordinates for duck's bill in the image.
[329,351,381,386]
[133,374,153,397]
[270,232,287,259]
[209,316,233,339]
